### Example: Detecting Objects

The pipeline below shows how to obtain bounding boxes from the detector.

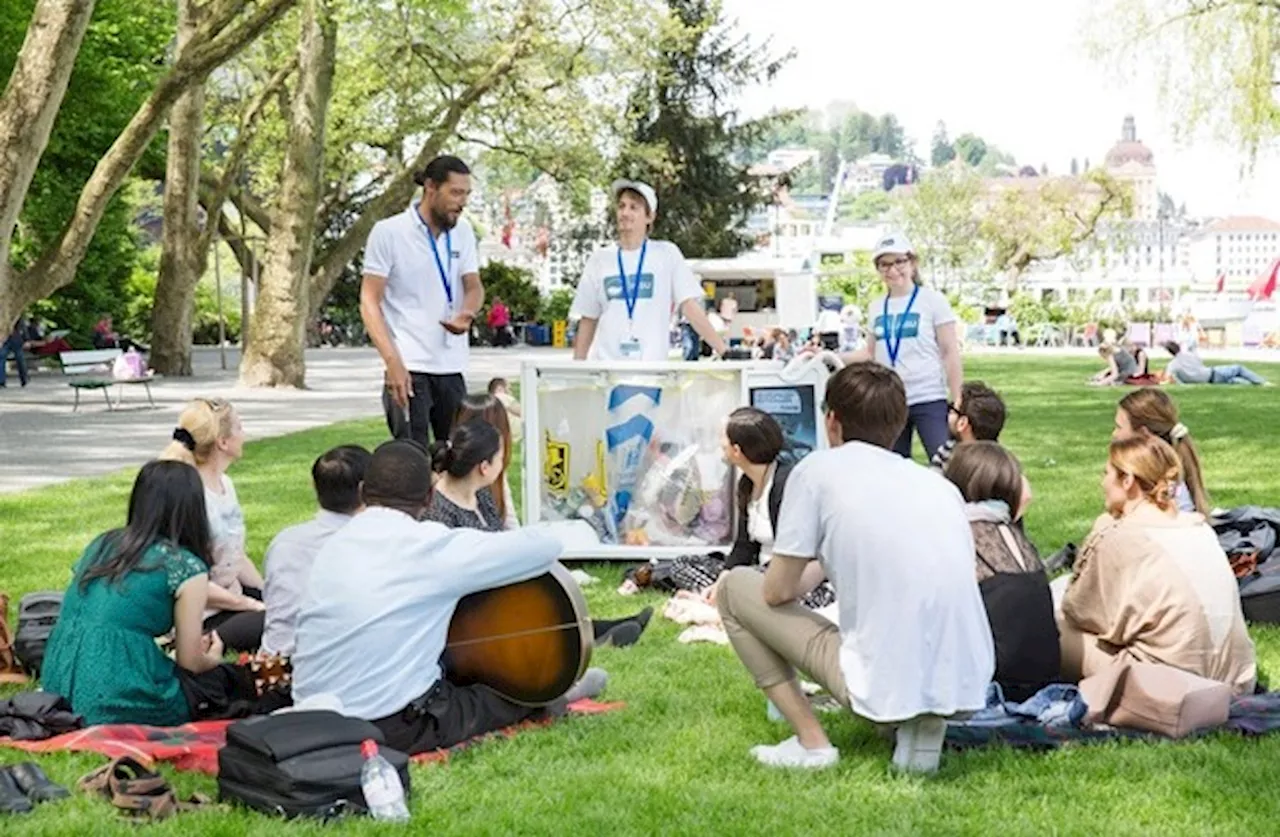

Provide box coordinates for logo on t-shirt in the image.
[873,313,920,340]
[603,274,655,301]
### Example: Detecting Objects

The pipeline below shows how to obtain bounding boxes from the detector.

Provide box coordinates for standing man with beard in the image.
[360,156,483,448]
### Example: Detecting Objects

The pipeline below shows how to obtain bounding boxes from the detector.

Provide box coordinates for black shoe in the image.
[8,762,68,803]
[0,768,33,814]
[596,621,642,648]
[1043,542,1077,574]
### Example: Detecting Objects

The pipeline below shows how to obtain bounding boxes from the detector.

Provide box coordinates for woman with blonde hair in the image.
[1113,387,1210,515]
[1058,434,1255,693]
[159,398,265,651]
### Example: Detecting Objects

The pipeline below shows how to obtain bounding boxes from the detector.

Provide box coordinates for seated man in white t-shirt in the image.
[570,180,727,362]
[716,362,995,773]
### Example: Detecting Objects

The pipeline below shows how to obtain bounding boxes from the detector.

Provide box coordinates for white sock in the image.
[750,735,839,769]
[892,715,946,774]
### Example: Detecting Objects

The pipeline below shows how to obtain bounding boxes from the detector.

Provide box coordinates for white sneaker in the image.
[750,736,839,769]
[892,715,946,774]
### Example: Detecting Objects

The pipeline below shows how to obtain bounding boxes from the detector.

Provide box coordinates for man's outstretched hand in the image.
[440,311,475,335]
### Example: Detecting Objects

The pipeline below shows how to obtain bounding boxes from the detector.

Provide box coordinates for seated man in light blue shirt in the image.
[292,440,605,755]
[261,445,371,657]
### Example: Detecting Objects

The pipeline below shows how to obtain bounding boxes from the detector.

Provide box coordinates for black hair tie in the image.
[172,427,196,452]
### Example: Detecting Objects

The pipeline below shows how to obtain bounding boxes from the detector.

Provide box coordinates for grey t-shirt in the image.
[1113,349,1139,379]
[1168,351,1213,384]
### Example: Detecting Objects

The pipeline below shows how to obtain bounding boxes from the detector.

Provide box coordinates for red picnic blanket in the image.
[0,698,622,775]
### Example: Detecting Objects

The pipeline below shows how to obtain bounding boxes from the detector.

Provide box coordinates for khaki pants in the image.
[716,567,850,708]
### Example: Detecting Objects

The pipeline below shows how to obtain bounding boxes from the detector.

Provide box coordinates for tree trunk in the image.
[239,0,336,388]
[3,0,298,331]
[0,0,97,331]
[151,0,206,376]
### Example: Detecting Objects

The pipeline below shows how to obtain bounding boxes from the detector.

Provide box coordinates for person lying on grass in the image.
[1057,434,1255,694]
[716,362,993,773]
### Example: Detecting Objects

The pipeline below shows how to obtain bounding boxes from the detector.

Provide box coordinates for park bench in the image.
[58,349,156,412]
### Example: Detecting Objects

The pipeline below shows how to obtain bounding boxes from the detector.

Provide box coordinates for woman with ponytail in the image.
[159,398,265,652]
[1113,388,1210,515]
[1058,434,1255,693]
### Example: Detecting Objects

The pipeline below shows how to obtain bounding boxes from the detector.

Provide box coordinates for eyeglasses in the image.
[876,257,912,273]
[948,403,963,418]
[197,397,230,413]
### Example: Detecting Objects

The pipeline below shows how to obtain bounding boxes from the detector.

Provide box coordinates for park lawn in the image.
[5,354,1280,834]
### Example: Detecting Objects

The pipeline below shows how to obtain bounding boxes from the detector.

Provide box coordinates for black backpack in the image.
[218,710,411,820]
[14,592,62,675]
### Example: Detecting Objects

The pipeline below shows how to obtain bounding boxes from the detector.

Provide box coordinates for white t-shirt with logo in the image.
[570,239,703,362]
[871,286,955,405]
[773,441,994,722]
[362,205,480,375]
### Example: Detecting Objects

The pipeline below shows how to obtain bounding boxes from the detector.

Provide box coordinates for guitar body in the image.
[444,563,592,706]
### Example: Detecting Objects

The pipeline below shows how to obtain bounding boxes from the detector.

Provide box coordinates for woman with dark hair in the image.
[456,393,519,529]
[715,407,835,611]
[425,419,651,647]
[42,461,263,725]
[425,418,506,530]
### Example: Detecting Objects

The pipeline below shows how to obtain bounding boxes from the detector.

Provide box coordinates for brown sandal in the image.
[79,756,178,821]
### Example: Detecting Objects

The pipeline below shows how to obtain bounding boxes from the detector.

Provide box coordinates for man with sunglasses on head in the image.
[360,155,483,449]
[571,179,726,362]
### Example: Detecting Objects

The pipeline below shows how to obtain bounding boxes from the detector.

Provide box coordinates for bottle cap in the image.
[361,739,378,759]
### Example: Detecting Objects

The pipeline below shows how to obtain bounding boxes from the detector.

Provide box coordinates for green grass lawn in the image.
[6,354,1280,834]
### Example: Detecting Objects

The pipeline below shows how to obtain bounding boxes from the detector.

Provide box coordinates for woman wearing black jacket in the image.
[718,408,835,611]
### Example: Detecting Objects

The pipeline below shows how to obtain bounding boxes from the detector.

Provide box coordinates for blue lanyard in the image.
[882,284,920,368]
[412,205,454,308]
[616,240,648,321]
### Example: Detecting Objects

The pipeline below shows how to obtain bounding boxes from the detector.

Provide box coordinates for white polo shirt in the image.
[363,204,480,375]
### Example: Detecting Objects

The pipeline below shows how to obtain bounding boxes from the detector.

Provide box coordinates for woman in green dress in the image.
[41,460,246,726]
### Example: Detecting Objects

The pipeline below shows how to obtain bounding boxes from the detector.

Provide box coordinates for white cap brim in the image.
[611,179,657,214]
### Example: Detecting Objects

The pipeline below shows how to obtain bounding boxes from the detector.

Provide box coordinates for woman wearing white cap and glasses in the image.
[842,233,963,459]
[571,180,727,362]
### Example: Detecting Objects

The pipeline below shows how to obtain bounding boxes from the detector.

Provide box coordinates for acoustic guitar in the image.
[443,563,593,707]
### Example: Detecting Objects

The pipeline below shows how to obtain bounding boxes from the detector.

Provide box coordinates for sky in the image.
[722,0,1280,220]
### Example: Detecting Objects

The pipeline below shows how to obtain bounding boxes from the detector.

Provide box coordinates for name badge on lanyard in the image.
[882,284,920,368]
[617,240,648,358]
[413,205,461,344]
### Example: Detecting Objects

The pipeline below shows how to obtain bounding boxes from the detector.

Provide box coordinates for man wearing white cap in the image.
[571,180,727,361]
[840,232,963,459]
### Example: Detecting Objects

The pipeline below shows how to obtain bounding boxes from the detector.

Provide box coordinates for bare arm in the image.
[173,576,224,673]
[936,321,963,405]
[680,298,728,356]
[762,553,821,606]
[237,556,265,590]
[462,271,484,318]
[572,318,598,360]
[359,274,399,369]
[205,580,263,612]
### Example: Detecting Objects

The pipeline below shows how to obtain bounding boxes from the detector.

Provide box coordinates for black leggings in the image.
[203,586,265,653]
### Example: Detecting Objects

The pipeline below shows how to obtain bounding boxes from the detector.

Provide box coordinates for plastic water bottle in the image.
[360,739,409,822]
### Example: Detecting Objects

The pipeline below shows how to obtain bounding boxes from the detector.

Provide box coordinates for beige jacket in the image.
[1062,509,1256,695]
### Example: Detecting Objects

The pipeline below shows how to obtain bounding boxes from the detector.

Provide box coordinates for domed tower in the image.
[1104,115,1157,220]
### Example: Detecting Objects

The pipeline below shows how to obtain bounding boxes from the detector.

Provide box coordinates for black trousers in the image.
[373,678,561,756]
[203,586,264,653]
[177,662,291,720]
[383,372,467,449]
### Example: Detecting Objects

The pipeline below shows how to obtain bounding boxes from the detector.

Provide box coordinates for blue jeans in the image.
[1210,364,1267,385]
[0,332,26,387]
[892,398,950,460]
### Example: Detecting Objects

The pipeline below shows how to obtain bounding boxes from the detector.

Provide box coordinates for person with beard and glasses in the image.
[360,155,483,449]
